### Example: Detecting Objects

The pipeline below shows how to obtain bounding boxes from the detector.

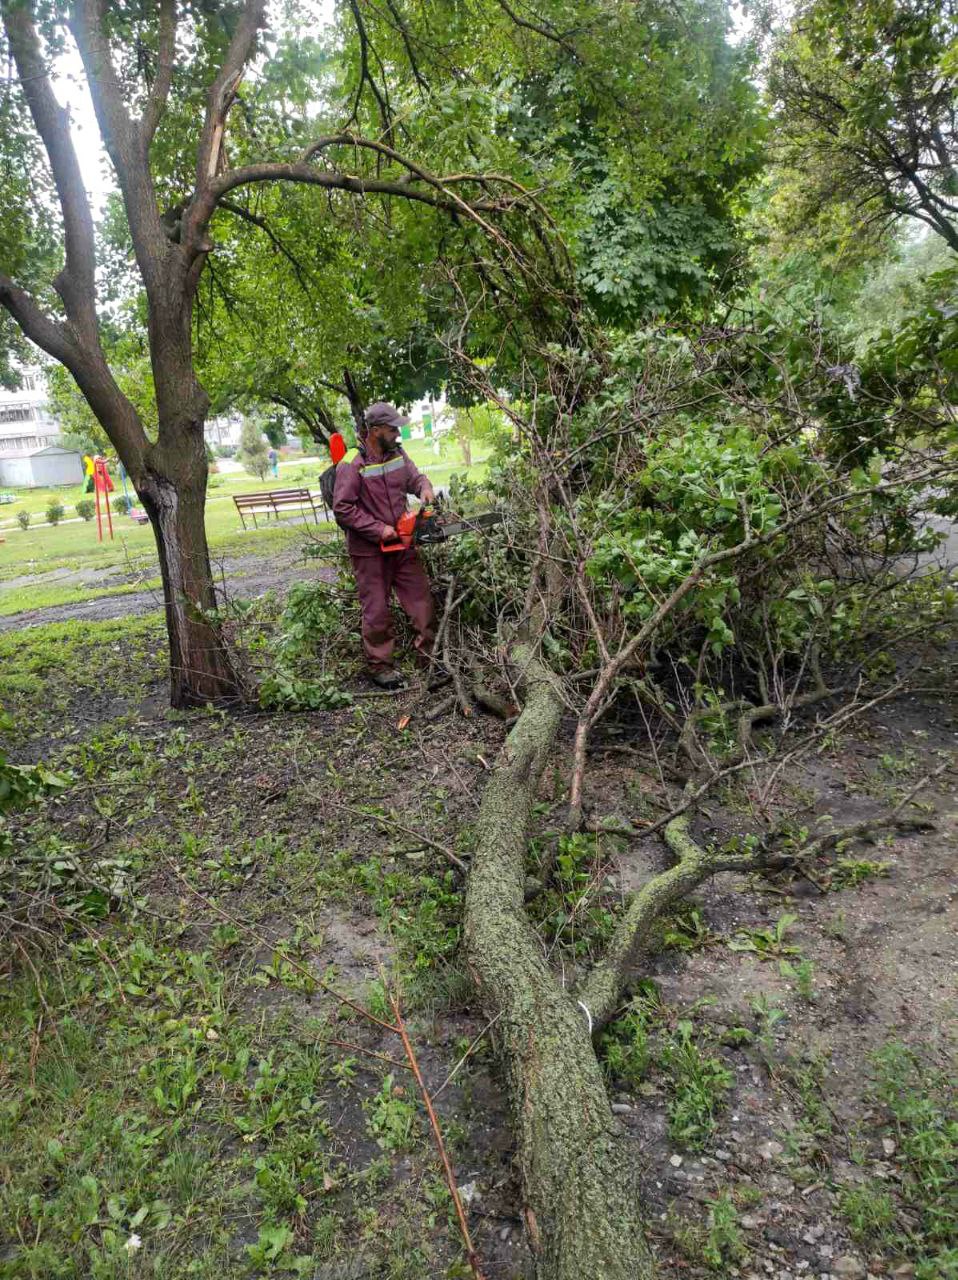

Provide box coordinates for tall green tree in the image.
[0,0,529,706]
[192,0,765,440]
[769,0,958,251]
[237,416,269,477]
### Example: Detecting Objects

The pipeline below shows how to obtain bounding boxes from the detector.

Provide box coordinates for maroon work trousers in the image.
[350,549,437,672]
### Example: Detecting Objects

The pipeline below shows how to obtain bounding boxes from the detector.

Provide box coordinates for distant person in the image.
[267,446,279,478]
[332,402,437,689]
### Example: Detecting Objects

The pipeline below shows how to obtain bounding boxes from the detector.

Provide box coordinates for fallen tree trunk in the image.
[463,643,655,1280]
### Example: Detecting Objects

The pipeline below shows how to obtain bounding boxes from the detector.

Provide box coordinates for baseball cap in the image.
[364,402,409,429]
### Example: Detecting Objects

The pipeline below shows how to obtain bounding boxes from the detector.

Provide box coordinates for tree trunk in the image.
[137,430,242,708]
[464,645,655,1280]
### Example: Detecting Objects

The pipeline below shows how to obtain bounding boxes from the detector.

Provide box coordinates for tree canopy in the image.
[769,0,958,251]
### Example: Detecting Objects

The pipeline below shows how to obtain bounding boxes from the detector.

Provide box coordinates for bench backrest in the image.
[233,488,313,507]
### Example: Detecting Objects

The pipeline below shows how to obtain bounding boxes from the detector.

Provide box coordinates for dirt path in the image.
[0,547,330,632]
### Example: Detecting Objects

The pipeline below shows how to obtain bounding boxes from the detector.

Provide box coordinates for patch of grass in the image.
[703,1191,747,1269]
[528,831,620,961]
[660,1020,733,1151]
[364,1075,420,1153]
[0,613,166,735]
[727,912,801,959]
[597,983,660,1086]
[779,956,816,1001]
[829,857,890,889]
[0,576,161,617]
[669,1189,747,1272]
[872,1042,958,1253]
[660,904,720,952]
[838,1181,897,1243]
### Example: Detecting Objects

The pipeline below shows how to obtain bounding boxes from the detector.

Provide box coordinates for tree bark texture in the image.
[136,433,241,707]
[464,645,655,1280]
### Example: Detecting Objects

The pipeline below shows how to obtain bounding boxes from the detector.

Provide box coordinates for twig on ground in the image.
[326,797,469,876]
[433,1012,503,1098]
[387,983,488,1280]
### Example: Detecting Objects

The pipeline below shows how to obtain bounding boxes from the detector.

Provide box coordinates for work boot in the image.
[370,669,405,691]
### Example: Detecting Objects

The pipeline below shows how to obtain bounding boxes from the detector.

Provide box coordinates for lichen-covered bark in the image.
[464,645,655,1280]
[577,814,756,1031]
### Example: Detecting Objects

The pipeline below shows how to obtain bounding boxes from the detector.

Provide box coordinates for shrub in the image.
[45,501,65,525]
[74,499,95,521]
[16,510,29,530]
[238,419,270,479]
[112,495,132,515]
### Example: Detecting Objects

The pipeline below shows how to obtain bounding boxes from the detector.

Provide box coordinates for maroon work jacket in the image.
[332,446,430,557]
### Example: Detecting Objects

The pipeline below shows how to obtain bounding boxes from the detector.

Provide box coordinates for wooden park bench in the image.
[233,487,327,530]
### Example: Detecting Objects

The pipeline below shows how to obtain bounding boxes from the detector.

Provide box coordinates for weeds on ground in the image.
[598,994,734,1150]
[529,831,621,961]
[661,1021,734,1150]
[829,857,890,889]
[727,912,800,959]
[669,1189,747,1272]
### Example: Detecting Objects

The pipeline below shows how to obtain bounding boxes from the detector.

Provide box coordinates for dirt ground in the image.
[1,550,956,1280]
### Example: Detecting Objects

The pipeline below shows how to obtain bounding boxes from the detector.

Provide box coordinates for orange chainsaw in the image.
[380,505,503,552]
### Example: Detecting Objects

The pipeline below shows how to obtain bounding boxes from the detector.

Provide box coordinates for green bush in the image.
[74,499,95,521]
[15,510,29,530]
[258,671,352,711]
[112,495,132,515]
[45,501,65,526]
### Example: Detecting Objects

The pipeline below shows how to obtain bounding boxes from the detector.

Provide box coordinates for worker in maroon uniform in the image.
[333,402,438,689]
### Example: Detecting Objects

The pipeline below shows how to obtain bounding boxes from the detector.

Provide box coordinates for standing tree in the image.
[0,0,761,706]
[768,0,958,251]
[0,0,533,705]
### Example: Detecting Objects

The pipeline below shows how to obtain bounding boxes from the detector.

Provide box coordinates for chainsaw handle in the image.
[380,505,441,552]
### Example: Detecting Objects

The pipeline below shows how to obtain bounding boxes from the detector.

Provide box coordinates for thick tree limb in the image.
[2,1,98,340]
[70,0,169,291]
[193,0,264,198]
[140,0,177,146]
[0,276,76,368]
[464,643,655,1280]
[576,810,759,1031]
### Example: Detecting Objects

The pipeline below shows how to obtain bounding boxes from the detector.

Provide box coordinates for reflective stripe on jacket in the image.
[332,447,428,557]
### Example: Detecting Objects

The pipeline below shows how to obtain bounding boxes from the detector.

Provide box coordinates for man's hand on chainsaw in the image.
[420,484,435,505]
[381,524,397,542]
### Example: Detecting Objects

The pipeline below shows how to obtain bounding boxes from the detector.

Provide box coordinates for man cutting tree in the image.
[333,402,438,689]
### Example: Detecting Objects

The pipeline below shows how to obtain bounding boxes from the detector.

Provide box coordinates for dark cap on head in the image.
[364,402,409,430]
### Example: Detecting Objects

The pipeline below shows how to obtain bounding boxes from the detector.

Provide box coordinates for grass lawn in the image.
[0,440,486,587]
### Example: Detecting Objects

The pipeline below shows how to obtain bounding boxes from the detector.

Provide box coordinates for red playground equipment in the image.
[92,455,115,542]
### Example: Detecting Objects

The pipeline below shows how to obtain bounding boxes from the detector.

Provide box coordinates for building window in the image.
[0,405,33,423]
